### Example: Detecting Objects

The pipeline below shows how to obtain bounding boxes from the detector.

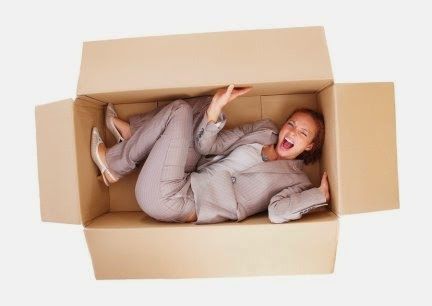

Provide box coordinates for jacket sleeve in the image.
[267,179,328,224]
[194,109,255,155]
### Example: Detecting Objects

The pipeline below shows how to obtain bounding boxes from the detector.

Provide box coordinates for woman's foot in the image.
[91,127,119,186]
[97,142,118,184]
[97,142,119,185]
[112,117,132,141]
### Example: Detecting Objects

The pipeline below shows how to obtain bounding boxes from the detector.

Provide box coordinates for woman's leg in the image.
[105,99,196,222]
[127,96,212,137]
[122,97,211,173]
[105,100,183,177]
[112,117,131,141]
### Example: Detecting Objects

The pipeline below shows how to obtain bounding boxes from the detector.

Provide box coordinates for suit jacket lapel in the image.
[221,122,279,156]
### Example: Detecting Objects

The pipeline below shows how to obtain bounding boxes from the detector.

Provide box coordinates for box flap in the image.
[77,26,333,102]
[35,99,82,224]
[84,210,338,278]
[326,83,399,215]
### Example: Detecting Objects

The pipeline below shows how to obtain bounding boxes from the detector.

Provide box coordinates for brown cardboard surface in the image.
[35,98,111,224]
[85,210,338,279]
[74,99,110,224]
[333,83,399,215]
[77,26,333,101]
[35,99,81,224]
[317,85,341,214]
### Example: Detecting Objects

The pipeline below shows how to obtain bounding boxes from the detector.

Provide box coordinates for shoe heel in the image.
[110,117,125,143]
[91,127,114,187]
[97,174,109,186]
[106,103,125,144]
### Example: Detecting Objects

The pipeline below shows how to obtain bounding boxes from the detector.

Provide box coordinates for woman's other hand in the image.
[207,84,252,122]
[318,171,330,202]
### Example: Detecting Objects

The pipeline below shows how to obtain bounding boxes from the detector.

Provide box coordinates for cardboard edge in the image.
[80,25,327,44]
[317,84,343,216]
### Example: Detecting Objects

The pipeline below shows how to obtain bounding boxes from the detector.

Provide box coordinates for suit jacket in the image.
[185,95,328,224]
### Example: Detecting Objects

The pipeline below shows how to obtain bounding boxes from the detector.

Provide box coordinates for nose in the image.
[288,131,296,139]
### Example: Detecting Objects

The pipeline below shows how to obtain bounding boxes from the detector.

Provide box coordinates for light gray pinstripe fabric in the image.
[105,95,327,224]
[190,142,265,223]
[106,99,198,222]
[190,97,327,224]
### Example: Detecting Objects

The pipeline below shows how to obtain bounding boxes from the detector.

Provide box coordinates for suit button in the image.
[231,176,236,183]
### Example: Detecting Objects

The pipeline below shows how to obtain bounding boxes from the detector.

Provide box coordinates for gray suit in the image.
[105,95,327,224]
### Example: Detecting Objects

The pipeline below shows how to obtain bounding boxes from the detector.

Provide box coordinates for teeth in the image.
[284,137,294,145]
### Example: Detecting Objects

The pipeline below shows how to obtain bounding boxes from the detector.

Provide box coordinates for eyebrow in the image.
[288,119,310,134]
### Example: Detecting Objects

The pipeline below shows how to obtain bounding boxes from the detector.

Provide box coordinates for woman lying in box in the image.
[91,84,331,224]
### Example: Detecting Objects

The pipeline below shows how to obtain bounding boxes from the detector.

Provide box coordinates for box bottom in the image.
[84,209,338,279]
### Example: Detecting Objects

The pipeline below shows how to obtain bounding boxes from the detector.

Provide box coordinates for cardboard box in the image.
[35,26,399,279]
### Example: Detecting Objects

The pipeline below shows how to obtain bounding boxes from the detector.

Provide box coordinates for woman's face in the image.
[275,112,317,160]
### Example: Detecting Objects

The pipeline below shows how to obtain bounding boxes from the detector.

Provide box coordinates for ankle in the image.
[113,117,132,140]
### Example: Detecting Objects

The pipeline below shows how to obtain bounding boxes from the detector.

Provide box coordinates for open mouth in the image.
[281,137,294,150]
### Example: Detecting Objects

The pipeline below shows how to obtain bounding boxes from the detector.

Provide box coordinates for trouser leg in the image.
[125,96,211,173]
[106,99,196,222]
[105,99,190,177]
[128,96,211,136]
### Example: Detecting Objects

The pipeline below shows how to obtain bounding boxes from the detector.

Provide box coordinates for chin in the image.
[276,148,292,160]
[276,141,294,160]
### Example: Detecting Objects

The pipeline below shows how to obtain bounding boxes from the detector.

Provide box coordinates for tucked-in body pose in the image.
[91,85,330,224]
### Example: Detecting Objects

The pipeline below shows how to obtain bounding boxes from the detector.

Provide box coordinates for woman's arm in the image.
[194,109,234,154]
[194,84,252,155]
[268,173,330,223]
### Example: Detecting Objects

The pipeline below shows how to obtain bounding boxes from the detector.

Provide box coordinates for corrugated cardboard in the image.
[77,26,333,103]
[35,99,81,224]
[85,210,338,279]
[35,26,399,279]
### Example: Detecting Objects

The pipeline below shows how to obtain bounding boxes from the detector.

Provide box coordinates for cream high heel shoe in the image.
[105,103,125,144]
[90,127,119,186]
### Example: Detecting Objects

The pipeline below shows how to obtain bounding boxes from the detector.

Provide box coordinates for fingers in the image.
[223,84,252,96]
[225,84,235,96]
[322,171,328,182]
[229,86,253,100]
[215,84,252,106]
[237,87,252,95]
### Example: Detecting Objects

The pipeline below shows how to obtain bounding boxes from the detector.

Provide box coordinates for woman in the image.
[91,84,330,224]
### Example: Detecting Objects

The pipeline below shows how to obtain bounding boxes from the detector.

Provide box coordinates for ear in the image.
[304,142,314,151]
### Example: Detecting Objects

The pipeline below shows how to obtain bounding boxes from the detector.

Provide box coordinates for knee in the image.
[135,183,153,217]
[136,197,164,221]
[138,203,178,223]
[135,191,186,223]
[171,99,192,113]
[135,188,171,222]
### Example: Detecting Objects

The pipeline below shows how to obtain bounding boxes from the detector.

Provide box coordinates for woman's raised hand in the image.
[318,171,331,202]
[211,84,252,109]
[206,84,252,122]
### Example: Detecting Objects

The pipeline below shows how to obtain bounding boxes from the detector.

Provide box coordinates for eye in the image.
[301,132,307,137]
[287,121,294,126]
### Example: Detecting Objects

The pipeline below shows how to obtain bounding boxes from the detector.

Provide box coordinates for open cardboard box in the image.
[35,26,399,279]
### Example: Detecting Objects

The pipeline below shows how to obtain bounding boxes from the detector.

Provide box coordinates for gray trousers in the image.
[105,99,205,223]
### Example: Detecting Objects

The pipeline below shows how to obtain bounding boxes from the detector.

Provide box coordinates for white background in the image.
[1,0,431,305]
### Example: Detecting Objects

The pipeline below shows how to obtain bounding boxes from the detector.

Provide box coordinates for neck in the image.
[263,144,279,161]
